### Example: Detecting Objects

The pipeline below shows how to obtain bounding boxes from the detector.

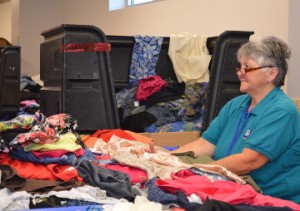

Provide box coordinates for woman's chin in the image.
[239,84,248,93]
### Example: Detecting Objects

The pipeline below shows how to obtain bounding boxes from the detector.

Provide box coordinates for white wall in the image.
[17,0,62,76]
[10,0,19,45]
[61,0,289,41]
[0,0,299,97]
[288,0,300,98]
[0,0,11,42]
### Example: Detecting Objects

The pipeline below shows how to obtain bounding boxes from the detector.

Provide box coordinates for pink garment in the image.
[156,172,300,210]
[135,75,167,101]
[20,99,39,108]
[106,163,148,185]
[31,148,84,159]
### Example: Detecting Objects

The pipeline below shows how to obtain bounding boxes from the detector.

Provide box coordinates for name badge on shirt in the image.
[243,129,251,140]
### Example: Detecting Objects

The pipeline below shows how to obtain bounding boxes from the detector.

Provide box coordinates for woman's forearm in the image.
[171,137,215,157]
[210,148,269,175]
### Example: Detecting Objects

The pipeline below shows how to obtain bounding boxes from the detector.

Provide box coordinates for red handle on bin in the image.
[61,43,111,52]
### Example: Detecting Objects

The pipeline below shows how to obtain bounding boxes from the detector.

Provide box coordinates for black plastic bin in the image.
[0,46,20,119]
[40,24,120,132]
[201,31,254,132]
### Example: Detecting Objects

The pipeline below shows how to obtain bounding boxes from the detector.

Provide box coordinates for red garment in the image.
[135,75,167,101]
[94,154,112,161]
[47,164,83,182]
[106,163,148,185]
[156,171,300,210]
[0,153,83,182]
[84,130,153,148]
[82,136,99,148]
[91,129,136,143]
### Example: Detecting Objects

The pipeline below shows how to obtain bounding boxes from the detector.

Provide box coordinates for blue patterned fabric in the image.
[146,100,183,127]
[144,82,209,132]
[177,82,209,121]
[129,35,163,85]
[115,86,138,121]
[145,116,204,132]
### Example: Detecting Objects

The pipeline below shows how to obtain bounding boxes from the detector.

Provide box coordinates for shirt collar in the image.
[243,86,282,115]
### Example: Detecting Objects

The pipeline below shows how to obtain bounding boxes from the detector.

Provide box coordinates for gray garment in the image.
[76,159,135,201]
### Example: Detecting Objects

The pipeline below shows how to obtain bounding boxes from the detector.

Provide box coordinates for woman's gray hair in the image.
[237,36,291,86]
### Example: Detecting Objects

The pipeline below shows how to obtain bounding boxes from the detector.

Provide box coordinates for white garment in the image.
[0,188,31,211]
[107,195,162,211]
[168,33,211,83]
[33,185,123,205]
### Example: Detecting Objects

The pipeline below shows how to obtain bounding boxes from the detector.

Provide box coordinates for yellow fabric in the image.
[24,132,82,152]
[168,33,211,83]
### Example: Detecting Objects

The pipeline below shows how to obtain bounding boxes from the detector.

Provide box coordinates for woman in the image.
[171,36,300,203]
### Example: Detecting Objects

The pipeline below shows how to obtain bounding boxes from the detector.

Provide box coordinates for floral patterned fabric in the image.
[0,113,42,132]
[129,35,163,86]
[9,113,78,147]
[145,82,209,132]
[178,82,209,121]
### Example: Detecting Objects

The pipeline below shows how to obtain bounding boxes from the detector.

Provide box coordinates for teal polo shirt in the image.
[202,87,300,203]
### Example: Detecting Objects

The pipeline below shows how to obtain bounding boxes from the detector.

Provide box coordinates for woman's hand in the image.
[130,141,156,156]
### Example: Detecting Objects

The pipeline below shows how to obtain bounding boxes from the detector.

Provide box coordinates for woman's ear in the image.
[267,67,278,82]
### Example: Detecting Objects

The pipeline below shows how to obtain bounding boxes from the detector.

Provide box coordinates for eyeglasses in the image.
[235,65,274,75]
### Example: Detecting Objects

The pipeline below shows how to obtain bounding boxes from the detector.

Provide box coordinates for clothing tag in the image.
[134,101,139,107]
[243,129,251,140]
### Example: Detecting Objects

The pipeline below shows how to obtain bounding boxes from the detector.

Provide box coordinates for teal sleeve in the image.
[201,102,230,145]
